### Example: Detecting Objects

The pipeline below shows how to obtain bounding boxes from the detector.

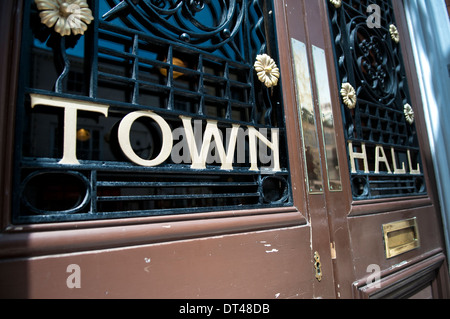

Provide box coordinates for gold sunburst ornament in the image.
[35,0,94,36]
[330,0,342,9]
[404,103,415,125]
[389,24,400,44]
[254,54,280,88]
[341,83,357,109]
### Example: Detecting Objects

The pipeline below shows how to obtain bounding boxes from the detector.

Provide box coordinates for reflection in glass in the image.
[312,45,342,192]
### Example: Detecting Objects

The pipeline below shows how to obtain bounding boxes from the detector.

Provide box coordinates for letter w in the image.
[180,116,239,170]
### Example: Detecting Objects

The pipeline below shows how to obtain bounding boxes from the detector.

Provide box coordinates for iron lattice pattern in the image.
[327,0,427,200]
[14,0,290,223]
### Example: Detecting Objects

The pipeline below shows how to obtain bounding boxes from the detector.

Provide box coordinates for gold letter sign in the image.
[29,94,281,172]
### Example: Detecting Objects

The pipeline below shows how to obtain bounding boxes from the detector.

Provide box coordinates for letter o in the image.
[118,110,173,167]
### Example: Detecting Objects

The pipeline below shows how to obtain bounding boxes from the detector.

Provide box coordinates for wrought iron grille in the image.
[13,0,290,224]
[326,0,427,200]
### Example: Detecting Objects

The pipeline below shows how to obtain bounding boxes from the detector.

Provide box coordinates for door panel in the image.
[1,226,313,299]
[283,0,449,298]
[353,251,448,299]
[316,0,449,298]
[349,208,444,278]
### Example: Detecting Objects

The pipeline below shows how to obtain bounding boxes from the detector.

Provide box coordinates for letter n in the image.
[248,127,280,172]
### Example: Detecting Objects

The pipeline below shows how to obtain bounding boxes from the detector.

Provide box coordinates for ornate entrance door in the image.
[282,0,450,298]
[0,0,449,299]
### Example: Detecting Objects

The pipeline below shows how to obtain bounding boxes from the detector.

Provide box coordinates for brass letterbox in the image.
[383,218,420,259]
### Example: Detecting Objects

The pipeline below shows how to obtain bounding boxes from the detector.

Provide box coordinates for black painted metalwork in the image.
[326,0,427,200]
[13,0,290,223]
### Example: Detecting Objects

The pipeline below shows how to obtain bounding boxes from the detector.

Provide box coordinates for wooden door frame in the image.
[0,1,23,232]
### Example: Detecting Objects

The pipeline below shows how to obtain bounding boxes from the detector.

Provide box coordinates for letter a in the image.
[66,264,81,289]
[366,4,381,29]
[366,264,381,288]
[374,145,392,174]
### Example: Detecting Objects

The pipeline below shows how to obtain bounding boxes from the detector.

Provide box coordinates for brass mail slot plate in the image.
[383,218,420,259]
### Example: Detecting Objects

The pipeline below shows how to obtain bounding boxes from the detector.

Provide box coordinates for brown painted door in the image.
[281,0,450,298]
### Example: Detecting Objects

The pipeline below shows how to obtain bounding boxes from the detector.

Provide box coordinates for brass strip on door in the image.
[291,38,324,194]
[312,45,342,192]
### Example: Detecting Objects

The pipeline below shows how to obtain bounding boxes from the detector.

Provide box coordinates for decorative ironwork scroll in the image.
[326,0,426,200]
[103,0,247,56]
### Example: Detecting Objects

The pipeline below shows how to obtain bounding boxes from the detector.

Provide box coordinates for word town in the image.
[30,94,281,172]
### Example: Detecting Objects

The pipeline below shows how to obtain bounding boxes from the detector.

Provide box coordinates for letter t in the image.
[30,94,109,165]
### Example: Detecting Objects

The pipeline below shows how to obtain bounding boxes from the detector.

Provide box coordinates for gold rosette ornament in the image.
[330,0,342,9]
[341,83,357,109]
[254,54,280,88]
[35,0,94,36]
[389,24,400,44]
[404,103,415,125]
